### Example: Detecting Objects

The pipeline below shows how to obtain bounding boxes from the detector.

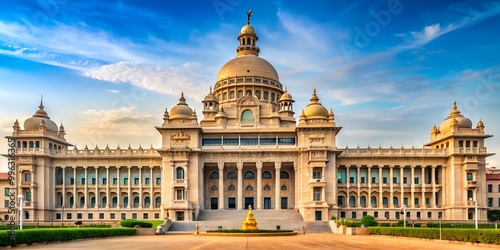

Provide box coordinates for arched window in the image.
[176,167,184,179]
[281,185,287,190]
[360,196,366,207]
[392,197,398,206]
[133,197,139,206]
[102,196,107,206]
[228,185,235,191]
[244,171,254,179]
[246,185,253,191]
[227,172,237,179]
[144,197,150,206]
[280,171,290,179]
[69,196,74,207]
[211,185,218,191]
[123,197,128,206]
[246,90,252,96]
[80,196,85,206]
[264,91,269,100]
[238,90,243,98]
[155,197,161,206]
[112,196,118,205]
[255,90,261,99]
[349,196,356,206]
[264,185,270,190]
[241,109,254,123]
[337,196,345,206]
[371,196,377,206]
[91,196,96,206]
[210,172,219,179]
[4,215,8,220]
[262,171,272,179]
[383,197,389,206]
[229,91,235,99]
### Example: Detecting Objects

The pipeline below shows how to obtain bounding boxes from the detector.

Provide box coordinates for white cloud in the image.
[107,89,120,93]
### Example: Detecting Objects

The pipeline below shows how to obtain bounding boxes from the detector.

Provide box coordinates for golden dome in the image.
[203,87,219,103]
[24,101,58,133]
[302,88,329,118]
[216,55,279,83]
[279,89,293,102]
[170,93,194,119]
[438,101,472,132]
[240,24,255,35]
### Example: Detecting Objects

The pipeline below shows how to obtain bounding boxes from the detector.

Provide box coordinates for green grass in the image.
[144,220,164,228]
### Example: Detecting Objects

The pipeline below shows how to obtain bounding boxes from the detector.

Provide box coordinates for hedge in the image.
[0,228,136,247]
[0,224,111,230]
[120,219,153,228]
[426,222,495,229]
[367,227,500,245]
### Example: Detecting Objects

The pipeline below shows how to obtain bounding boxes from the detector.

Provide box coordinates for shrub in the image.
[0,228,135,247]
[120,219,153,228]
[330,215,337,220]
[360,215,378,227]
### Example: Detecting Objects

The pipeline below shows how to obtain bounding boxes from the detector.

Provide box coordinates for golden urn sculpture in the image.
[241,205,259,230]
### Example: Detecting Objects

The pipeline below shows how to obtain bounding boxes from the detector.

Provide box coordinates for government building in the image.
[1,15,496,225]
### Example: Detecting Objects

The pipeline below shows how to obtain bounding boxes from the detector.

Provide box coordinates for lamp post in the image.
[475,200,478,229]
[401,205,407,228]
[18,194,24,230]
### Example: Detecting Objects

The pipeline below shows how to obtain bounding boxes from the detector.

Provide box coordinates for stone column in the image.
[72,166,76,208]
[400,166,404,208]
[218,163,225,210]
[106,166,110,208]
[432,166,436,208]
[389,166,394,208]
[62,166,66,207]
[117,166,121,208]
[275,162,281,210]
[378,167,383,208]
[127,166,132,208]
[256,161,262,209]
[421,166,426,209]
[367,166,372,208]
[94,166,99,208]
[150,166,154,208]
[237,162,243,210]
[410,166,415,208]
[84,166,88,208]
[139,166,143,208]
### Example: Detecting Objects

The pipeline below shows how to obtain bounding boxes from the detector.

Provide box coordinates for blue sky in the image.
[1,0,499,171]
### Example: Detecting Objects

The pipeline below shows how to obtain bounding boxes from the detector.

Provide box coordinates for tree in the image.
[360,215,378,227]
[487,210,500,222]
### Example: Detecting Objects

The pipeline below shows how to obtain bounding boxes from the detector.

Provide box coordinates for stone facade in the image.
[0,17,496,224]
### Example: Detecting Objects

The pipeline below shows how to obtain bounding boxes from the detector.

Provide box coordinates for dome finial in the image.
[246,9,253,25]
[310,88,319,103]
[450,101,461,116]
[40,94,44,108]
[209,86,212,93]
[178,92,187,105]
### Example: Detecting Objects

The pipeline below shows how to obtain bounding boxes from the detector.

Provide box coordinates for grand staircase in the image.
[168,209,331,233]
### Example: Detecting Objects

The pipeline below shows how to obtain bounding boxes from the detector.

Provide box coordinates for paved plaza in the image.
[14,234,500,250]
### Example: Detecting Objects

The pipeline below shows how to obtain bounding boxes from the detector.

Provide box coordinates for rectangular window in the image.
[113,178,117,185]
[132,213,137,219]
[382,177,388,184]
[121,213,126,220]
[260,138,276,145]
[81,178,85,185]
[488,184,492,193]
[360,177,365,183]
[414,198,419,205]
[352,212,356,219]
[498,184,500,192]
[425,197,430,205]
[417,212,421,218]
[145,178,150,185]
[465,140,471,147]
[202,138,222,146]
[374,211,378,218]
[70,178,74,185]
[176,211,185,221]
[349,177,355,184]
[488,198,493,207]
[458,140,464,147]
[99,213,104,219]
[313,189,321,201]
[4,188,10,196]
[385,212,390,219]
[414,178,419,184]
[143,213,148,219]
[467,173,473,181]
[110,213,115,219]
[403,177,407,184]
[155,213,160,219]
[4,200,9,208]
[403,198,408,206]
[88,213,93,220]
[473,141,478,148]
[177,190,183,200]
[77,213,82,219]
[340,211,346,219]
[362,211,367,217]
[313,170,322,179]
[134,178,139,185]
[56,213,61,220]
[393,177,398,184]
[371,177,376,184]
[102,178,107,185]
[156,178,161,185]
[427,212,432,218]
[92,178,96,185]
[67,213,72,220]
[240,138,258,145]
[498,198,500,207]
[277,138,295,145]
[223,138,239,145]
[124,178,128,185]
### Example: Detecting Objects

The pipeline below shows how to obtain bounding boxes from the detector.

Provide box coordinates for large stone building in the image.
[1,16,496,224]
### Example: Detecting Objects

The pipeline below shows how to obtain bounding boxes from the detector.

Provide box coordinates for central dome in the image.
[216,55,279,82]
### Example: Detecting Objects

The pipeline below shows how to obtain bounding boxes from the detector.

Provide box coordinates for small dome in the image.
[240,24,255,35]
[203,87,219,103]
[302,88,329,118]
[170,93,194,119]
[23,101,58,133]
[279,89,293,102]
[438,102,472,132]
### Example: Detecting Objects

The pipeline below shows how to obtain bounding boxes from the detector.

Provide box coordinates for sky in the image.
[0,0,499,171]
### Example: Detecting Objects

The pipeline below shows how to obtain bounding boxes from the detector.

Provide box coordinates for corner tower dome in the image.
[438,101,472,132]
[213,10,283,106]
[302,88,329,118]
[23,99,59,133]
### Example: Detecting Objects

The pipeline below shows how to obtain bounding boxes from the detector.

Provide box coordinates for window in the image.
[371,196,377,207]
[264,185,270,191]
[488,198,493,207]
[92,178,96,185]
[145,178,150,184]
[210,172,219,179]
[458,140,464,147]
[382,177,388,184]
[425,197,430,206]
[241,109,254,123]
[4,188,10,196]
[280,171,290,179]
[349,177,355,184]
[155,213,160,219]
[262,171,272,179]
[383,197,389,206]
[427,212,432,218]
[467,190,473,200]
[176,168,184,179]
[313,170,322,179]
[417,212,421,219]
[88,213,93,219]
[360,196,366,207]
[393,177,398,184]
[241,138,258,145]
[223,138,239,145]
[278,138,295,145]
[467,173,473,181]
[67,213,72,219]
[371,177,376,184]
[56,213,61,220]
[102,178,107,185]
[414,198,419,206]
[124,197,129,207]
[124,178,128,185]
[313,188,321,201]
[110,213,115,219]
[246,185,253,191]
[281,185,287,190]
[202,139,222,146]
[414,178,419,184]
[121,213,126,220]
[176,190,183,200]
[70,178,74,185]
[403,198,408,206]
[349,196,356,206]
[374,212,379,218]
[244,171,254,179]
[143,213,149,219]
[24,173,31,182]
[260,138,276,145]
[360,177,365,183]
[99,213,104,219]
[488,184,492,193]
[352,212,357,219]
[385,212,389,219]
[227,172,237,179]
[156,178,161,184]
[228,185,235,191]
[395,212,400,219]
[77,213,83,219]
[134,178,139,185]
[338,196,345,206]
[132,213,137,219]
[81,178,85,185]
[498,184,500,192]
[176,211,184,221]
[363,211,367,217]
